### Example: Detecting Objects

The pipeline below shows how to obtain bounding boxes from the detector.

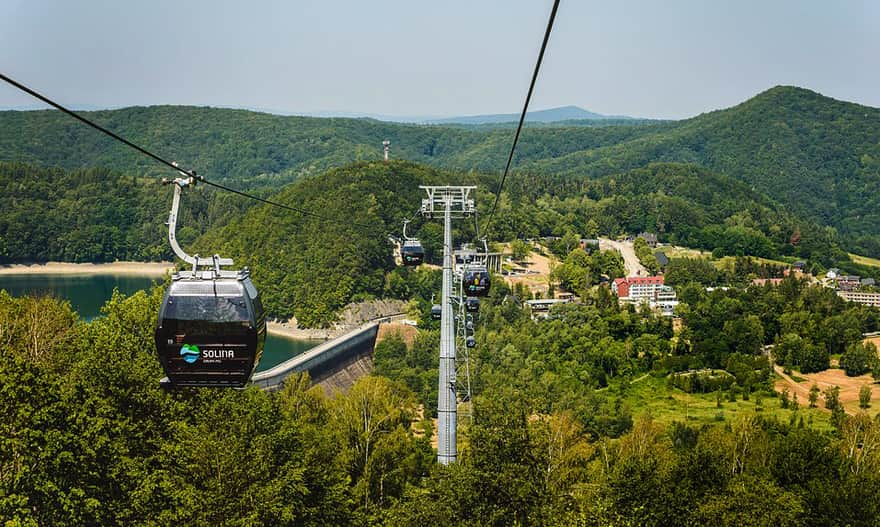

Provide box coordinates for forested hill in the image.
[0,105,664,189]
[518,86,880,254]
[1,86,878,254]
[192,161,460,327]
[0,158,868,325]
[0,161,252,263]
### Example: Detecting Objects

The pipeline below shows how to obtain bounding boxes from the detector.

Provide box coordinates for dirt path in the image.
[773,364,827,411]
[599,238,647,277]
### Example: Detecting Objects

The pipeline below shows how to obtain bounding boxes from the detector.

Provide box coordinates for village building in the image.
[837,290,880,307]
[652,285,679,316]
[524,298,572,319]
[612,276,677,315]
[637,232,658,248]
[837,275,861,291]
[612,275,665,301]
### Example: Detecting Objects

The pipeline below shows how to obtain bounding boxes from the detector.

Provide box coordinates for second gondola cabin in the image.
[463,265,491,297]
[155,269,266,388]
[400,239,425,266]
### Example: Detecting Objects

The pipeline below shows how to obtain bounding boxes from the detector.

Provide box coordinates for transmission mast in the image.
[383,140,391,162]
[420,185,476,464]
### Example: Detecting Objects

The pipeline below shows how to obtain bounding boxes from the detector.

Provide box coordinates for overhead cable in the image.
[482,0,560,238]
[0,72,375,230]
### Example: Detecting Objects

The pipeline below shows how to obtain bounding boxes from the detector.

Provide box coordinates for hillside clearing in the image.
[623,375,832,431]
[850,253,880,268]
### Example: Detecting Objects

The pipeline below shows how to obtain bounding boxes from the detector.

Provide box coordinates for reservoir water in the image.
[0,272,318,372]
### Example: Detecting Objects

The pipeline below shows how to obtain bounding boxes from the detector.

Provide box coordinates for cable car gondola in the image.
[399,219,424,266]
[463,265,491,297]
[156,268,265,388]
[401,239,425,266]
[466,336,476,348]
[155,175,266,389]
[465,297,480,312]
[431,304,442,320]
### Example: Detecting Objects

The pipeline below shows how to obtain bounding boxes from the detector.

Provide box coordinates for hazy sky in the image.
[1,0,877,120]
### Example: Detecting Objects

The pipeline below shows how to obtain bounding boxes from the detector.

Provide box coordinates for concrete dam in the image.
[252,321,380,393]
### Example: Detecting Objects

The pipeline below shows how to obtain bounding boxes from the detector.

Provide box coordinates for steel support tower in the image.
[420,186,475,464]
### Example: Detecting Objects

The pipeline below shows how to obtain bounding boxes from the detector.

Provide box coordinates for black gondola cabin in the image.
[431,304,442,320]
[401,240,424,266]
[463,265,491,297]
[155,270,266,388]
[465,297,480,312]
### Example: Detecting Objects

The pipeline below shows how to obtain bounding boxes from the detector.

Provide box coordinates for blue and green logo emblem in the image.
[180,344,200,364]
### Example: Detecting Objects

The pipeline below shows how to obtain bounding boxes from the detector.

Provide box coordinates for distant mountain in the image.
[250,105,638,125]
[427,105,635,125]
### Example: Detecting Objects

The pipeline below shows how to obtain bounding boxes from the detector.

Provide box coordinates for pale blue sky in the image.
[1,0,876,119]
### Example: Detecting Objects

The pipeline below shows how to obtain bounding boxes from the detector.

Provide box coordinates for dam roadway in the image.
[252,319,389,393]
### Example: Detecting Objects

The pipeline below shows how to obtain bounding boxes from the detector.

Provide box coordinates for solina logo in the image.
[180,344,200,364]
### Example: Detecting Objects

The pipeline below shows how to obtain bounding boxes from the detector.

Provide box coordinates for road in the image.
[599,238,647,277]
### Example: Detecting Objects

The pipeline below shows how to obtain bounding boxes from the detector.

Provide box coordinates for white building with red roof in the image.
[612,276,677,315]
[612,276,665,301]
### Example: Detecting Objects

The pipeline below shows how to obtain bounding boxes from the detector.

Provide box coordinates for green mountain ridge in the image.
[518,86,880,252]
[0,104,666,188]
[0,85,877,256]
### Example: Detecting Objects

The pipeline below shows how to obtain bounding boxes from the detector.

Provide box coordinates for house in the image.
[654,251,669,270]
[524,298,571,319]
[826,268,841,280]
[862,277,876,288]
[612,276,665,301]
[788,261,806,276]
[837,275,861,291]
[637,232,658,248]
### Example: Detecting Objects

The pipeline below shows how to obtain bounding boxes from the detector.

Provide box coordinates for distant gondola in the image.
[431,304,443,320]
[155,270,266,388]
[465,297,480,312]
[466,336,476,348]
[401,239,425,266]
[463,265,491,297]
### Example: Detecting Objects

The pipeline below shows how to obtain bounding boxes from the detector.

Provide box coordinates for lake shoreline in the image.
[0,265,335,342]
[0,262,175,276]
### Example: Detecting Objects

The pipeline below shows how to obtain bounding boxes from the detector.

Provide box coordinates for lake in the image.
[0,272,317,372]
